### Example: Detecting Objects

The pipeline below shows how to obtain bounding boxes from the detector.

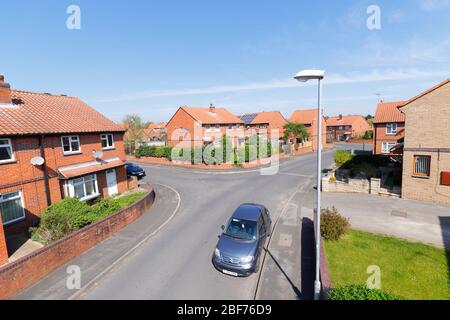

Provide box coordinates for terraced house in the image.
[0,75,127,265]
[239,111,288,142]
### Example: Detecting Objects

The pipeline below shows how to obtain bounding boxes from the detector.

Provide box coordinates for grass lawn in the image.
[113,191,146,208]
[325,229,450,300]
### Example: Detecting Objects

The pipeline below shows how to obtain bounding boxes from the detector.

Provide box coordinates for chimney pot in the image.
[209,103,216,113]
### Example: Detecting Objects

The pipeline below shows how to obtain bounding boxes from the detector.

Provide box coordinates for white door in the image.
[106,169,118,196]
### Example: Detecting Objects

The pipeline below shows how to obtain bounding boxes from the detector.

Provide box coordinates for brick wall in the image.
[166,108,200,147]
[0,186,155,300]
[401,81,450,204]
[0,132,127,247]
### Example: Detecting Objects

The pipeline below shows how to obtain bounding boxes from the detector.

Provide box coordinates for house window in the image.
[204,124,211,131]
[215,124,220,132]
[66,174,100,201]
[227,124,233,131]
[101,134,115,150]
[0,191,25,225]
[237,124,241,130]
[414,155,431,177]
[61,136,81,155]
[0,138,14,163]
[381,142,396,154]
[386,123,398,135]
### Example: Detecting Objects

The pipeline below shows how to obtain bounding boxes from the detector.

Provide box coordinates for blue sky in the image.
[1,0,449,122]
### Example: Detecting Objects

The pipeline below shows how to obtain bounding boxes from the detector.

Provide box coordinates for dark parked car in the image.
[125,163,146,179]
[212,203,272,277]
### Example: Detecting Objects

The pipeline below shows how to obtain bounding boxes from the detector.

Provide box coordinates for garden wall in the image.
[322,177,381,194]
[0,186,155,300]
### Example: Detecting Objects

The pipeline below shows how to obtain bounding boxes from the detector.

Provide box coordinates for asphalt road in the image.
[80,150,335,300]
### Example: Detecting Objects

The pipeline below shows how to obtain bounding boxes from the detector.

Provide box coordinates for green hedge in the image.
[31,192,146,244]
[329,285,405,300]
[134,138,275,165]
[334,150,355,167]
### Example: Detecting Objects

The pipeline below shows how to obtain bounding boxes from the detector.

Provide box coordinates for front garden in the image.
[320,208,450,300]
[134,134,281,167]
[31,191,146,245]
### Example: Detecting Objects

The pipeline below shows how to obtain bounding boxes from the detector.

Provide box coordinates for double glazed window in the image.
[62,136,81,155]
[382,142,396,154]
[215,124,221,132]
[66,174,99,201]
[227,125,233,131]
[0,138,14,163]
[386,123,398,135]
[101,134,115,150]
[414,156,431,177]
[0,191,25,225]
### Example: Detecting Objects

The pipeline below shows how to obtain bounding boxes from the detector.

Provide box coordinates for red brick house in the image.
[372,101,406,155]
[239,111,288,142]
[0,75,127,265]
[143,122,166,143]
[166,104,244,147]
[289,109,327,151]
[326,115,372,142]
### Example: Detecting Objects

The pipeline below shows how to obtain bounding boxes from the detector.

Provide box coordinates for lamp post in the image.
[294,69,325,300]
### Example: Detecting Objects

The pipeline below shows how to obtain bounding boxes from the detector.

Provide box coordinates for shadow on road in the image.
[438,217,450,292]
[300,218,315,300]
[265,249,302,299]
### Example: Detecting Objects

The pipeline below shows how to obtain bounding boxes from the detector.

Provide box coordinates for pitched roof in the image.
[147,122,166,130]
[0,90,125,135]
[373,101,406,124]
[289,109,320,125]
[251,111,287,125]
[182,106,243,124]
[326,115,367,126]
[401,78,450,108]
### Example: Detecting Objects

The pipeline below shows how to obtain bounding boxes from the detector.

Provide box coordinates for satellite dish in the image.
[92,150,104,159]
[31,156,45,166]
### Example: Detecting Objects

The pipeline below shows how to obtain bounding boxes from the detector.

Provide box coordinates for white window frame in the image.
[204,124,212,132]
[215,124,221,132]
[0,138,15,164]
[61,135,81,155]
[0,190,26,225]
[101,133,115,150]
[66,174,100,202]
[227,124,233,131]
[382,142,396,154]
[386,123,398,135]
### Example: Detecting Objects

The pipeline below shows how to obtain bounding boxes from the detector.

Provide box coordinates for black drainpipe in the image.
[38,135,52,207]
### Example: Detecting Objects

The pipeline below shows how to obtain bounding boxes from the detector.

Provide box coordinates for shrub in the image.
[329,285,405,300]
[334,150,354,167]
[30,198,91,244]
[320,207,350,241]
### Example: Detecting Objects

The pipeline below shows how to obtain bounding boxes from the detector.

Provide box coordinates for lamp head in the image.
[294,69,325,82]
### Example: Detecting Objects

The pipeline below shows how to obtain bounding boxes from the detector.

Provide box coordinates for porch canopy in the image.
[58,158,125,179]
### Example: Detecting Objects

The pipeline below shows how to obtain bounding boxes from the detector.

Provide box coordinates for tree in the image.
[283,122,309,146]
[122,114,146,154]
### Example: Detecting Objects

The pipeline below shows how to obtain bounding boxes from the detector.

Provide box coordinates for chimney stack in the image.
[209,103,216,113]
[338,114,343,120]
[0,74,12,104]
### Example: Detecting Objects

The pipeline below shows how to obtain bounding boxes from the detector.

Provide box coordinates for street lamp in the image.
[294,69,325,301]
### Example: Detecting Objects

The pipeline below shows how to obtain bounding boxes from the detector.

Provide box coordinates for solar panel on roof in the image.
[239,113,259,125]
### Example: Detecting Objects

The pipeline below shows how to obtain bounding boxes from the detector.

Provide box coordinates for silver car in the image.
[212,204,272,277]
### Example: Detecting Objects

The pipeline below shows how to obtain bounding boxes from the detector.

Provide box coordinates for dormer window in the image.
[0,138,14,164]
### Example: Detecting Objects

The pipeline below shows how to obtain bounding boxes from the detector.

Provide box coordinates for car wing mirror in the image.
[221,225,225,231]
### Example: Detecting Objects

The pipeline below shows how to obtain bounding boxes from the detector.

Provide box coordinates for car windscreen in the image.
[224,218,257,241]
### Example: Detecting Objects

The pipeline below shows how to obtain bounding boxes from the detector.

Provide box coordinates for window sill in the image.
[102,147,116,151]
[63,151,82,156]
[412,175,430,179]
[79,193,101,202]
[0,159,16,165]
